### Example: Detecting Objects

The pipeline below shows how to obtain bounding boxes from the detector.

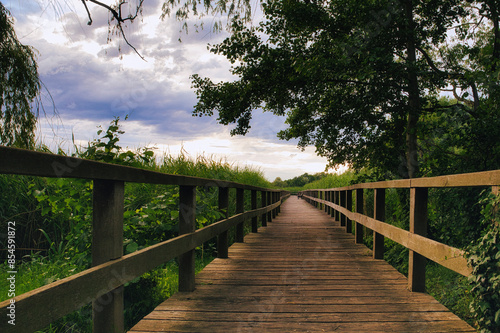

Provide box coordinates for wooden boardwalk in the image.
[129,198,474,332]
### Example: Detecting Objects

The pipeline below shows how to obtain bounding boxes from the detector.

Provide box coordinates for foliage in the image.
[466,191,500,332]
[0,3,40,148]
[78,116,155,168]
[273,172,328,188]
[191,0,484,178]
[0,117,272,331]
[426,263,474,325]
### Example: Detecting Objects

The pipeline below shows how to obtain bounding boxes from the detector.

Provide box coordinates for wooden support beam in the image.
[340,190,346,227]
[178,185,196,292]
[251,190,258,232]
[92,179,125,333]
[272,192,277,218]
[236,188,245,242]
[373,189,386,260]
[408,187,428,292]
[330,191,335,218]
[217,187,229,258]
[346,190,352,233]
[261,191,268,227]
[355,189,364,244]
[335,191,340,222]
[267,191,272,223]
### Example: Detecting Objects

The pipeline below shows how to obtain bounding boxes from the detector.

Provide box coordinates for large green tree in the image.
[0,3,40,148]
[191,0,499,178]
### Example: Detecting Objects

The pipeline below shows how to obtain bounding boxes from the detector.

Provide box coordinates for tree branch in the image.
[83,0,146,60]
[81,0,92,25]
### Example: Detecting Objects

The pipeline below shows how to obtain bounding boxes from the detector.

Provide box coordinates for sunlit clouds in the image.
[8,0,331,180]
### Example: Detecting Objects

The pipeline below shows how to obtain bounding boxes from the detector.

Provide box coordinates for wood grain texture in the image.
[305,195,471,276]
[129,198,474,332]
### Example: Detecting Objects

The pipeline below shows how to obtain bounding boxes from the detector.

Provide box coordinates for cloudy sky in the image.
[6,0,333,181]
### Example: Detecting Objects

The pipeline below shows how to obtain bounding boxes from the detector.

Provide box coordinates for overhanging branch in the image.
[82,0,146,60]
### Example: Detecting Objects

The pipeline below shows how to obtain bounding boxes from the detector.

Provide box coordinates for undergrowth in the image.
[0,117,273,332]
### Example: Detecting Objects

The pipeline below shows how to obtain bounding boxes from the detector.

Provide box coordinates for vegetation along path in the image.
[129,197,474,332]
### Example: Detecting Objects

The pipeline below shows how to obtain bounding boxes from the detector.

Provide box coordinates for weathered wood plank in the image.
[129,199,474,333]
[0,146,281,192]
[305,195,471,276]
[0,201,280,332]
[92,179,125,333]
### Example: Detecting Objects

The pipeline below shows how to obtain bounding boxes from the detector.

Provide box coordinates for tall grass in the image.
[0,119,273,332]
[301,170,356,189]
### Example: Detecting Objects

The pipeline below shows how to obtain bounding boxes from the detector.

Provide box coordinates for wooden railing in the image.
[0,146,289,332]
[300,170,500,292]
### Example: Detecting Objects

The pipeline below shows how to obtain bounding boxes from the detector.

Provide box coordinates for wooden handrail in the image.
[0,146,289,332]
[0,146,278,191]
[300,170,500,292]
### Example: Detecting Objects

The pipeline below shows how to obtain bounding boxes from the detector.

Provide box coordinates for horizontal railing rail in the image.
[299,169,500,292]
[0,146,289,332]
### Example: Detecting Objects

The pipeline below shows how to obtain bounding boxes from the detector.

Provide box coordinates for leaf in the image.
[126,242,139,253]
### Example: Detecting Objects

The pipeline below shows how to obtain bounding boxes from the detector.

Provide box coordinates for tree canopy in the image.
[192,0,500,178]
[0,3,40,148]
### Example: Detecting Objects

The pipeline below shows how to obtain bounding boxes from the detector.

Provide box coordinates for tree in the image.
[0,3,40,148]
[80,0,254,58]
[191,0,499,179]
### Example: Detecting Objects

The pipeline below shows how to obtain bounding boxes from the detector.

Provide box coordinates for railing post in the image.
[408,187,428,292]
[251,190,258,232]
[217,187,229,259]
[178,185,196,292]
[346,190,352,233]
[267,191,272,223]
[355,189,364,244]
[276,192,281,214]
[325,191,330,215]
[373,188,386,260]
[334,191,340,223]
[330,190,335,217]
[236,188,245,242]
[261,190,268,227]
[92,179,124,333]
[272,192,277,218]
[340,190,346,227]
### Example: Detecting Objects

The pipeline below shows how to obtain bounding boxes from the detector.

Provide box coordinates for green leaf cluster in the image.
[466,191,500,332]
[0,3,40,148]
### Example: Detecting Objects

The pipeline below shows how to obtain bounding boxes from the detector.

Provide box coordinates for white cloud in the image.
[10,1,332,181]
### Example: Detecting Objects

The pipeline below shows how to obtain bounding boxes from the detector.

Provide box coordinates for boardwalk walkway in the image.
[129,197,474,332]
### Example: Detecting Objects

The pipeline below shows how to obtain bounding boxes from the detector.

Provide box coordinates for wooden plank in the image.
[129,199,474,333]
[0,201,281,332]
[0,146,281,192]
[304,195,471,276]
[410,170,500,188]
[299,169,500,192]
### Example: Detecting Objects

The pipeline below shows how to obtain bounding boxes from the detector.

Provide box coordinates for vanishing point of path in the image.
[129,197,474,332]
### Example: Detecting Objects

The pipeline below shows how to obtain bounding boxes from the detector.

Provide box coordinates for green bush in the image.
[466,191,500,332]
[1,117,273,331]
